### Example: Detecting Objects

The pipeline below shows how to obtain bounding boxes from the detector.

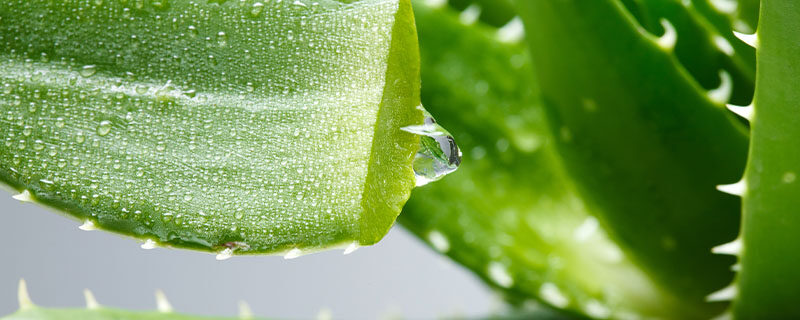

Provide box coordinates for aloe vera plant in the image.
[6,0,800,319]
[0,0,437,257]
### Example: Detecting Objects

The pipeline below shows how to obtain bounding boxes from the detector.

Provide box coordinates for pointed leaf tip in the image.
[238,301,253,319]
[726,104,754,121]
[706,283,738,302]
[733,31,758,48]
[17,279,34,310]
[712,238,743,256]
[717,179,746,196]
[83,289,100,309]
[154,290,173,313]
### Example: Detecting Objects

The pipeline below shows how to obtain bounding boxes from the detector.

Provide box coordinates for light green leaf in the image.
[0,0,423,256]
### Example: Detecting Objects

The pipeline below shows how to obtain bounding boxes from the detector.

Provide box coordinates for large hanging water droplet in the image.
[401,106,462,187]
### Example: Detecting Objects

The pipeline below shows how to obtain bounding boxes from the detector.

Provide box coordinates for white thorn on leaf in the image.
[726,103,754,121]
[709,70,733,104]
[155,290,173,313]
[284,248,303,260]
[712,238,742,256]
[496,17,525,44]
[78,220,97,231]
[427,230,450,253]
[459,4,481,25]
[731,263,742,272]
[238,301,253,319]
[714,35,735,56]
[422,0,446,8]
[706,283,738,302]
[216,248,233,261]
[83,289,100,309]
[710,0,737,14]
[717,179,746,196]
[657,19,677,50]
[343,241,360,255]
[734,31,758,48]
[12,190,33,202]
[712,311,734,320]
[141,239,157,250]
[17,279,34,310]
[316,308,333,320]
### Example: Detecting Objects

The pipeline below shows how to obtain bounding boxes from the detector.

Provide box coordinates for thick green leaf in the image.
[0,0,422,256]
[734,0,800,317]
[402,2,692,318]
[515,0,749,318]
[618,0,756,106]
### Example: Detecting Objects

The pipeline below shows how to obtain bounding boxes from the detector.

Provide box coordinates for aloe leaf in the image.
[3,280,265,320]
[401,2,705,318]
[514,0,749,317]
[618,0,756,106]
[443,0,516,27]
[733,0,800,317]
[0,0,424,256]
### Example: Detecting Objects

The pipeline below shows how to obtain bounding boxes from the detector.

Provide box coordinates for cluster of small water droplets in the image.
[401,106,462,187]
[0,0,401,252]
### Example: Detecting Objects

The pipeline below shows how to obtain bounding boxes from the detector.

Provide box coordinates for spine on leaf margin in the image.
[514,0,749,318]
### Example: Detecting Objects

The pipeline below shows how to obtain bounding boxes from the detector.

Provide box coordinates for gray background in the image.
[0,195,495,319]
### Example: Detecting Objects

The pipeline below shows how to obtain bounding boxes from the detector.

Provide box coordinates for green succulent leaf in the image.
[0,0,423,256]
[734,0,800,317]
[514,0,749,317]
[401,1,706,318]
[618,0,756,106]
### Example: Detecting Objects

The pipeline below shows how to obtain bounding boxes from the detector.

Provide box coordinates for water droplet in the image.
[96,120,112,136]
[32,140,45,151]
[217,31,227,47]
[80,65,97,77]
[400,106,461,187]
[251,2,265,18]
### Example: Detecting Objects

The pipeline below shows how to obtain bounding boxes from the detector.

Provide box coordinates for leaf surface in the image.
[0,0,422,255]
